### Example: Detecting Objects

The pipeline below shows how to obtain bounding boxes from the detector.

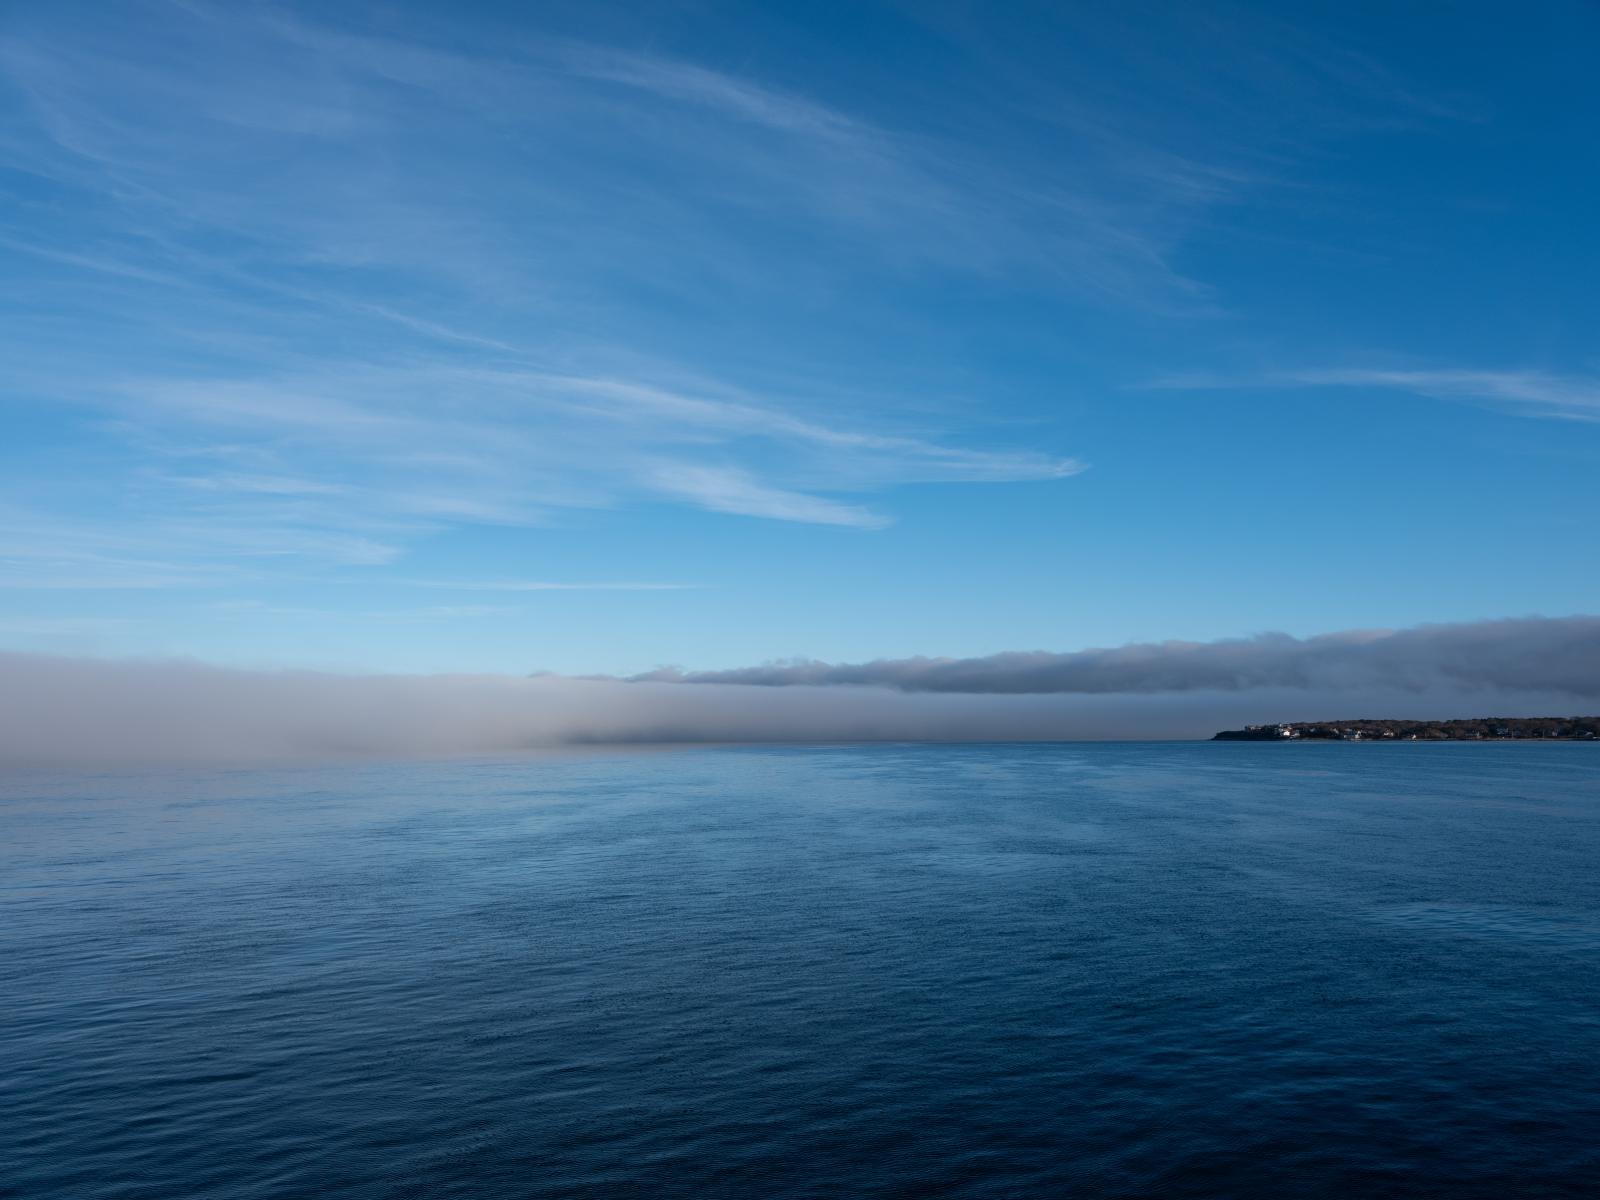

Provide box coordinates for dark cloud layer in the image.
[632,616,1600,697]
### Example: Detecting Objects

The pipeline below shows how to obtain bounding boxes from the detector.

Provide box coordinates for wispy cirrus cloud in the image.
[395,580,700,592]
[1152,366,1600,422]
[0,0,1439,601]
[0,0,1234,301]
[0,348,1080,588]
[86,365,1079,548]
[645,465,890,529]
[1279,368,1600,421]
[0,0,1095,584]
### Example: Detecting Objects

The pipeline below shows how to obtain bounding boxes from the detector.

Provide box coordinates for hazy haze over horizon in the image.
[4,615,1598,766]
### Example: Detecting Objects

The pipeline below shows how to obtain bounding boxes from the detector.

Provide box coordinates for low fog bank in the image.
[636,616,1600,696]
[1,650,1594,768]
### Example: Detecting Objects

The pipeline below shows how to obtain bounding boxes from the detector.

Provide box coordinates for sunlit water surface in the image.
[5,742,1599,1198]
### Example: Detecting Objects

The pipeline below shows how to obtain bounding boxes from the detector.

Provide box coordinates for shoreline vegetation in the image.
[1213,717,1600,742]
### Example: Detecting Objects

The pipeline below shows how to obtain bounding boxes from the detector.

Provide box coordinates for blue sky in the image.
[2,0,1597,675]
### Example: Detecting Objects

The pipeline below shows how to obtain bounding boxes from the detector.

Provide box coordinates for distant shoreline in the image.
[1214,717,1600,742]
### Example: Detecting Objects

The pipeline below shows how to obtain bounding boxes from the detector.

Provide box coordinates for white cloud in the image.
[646,465,891,529]
[1278,368,1600,421]
[396,580,700,592]
[1152,366,1600,422]
[0,0,1364,592]
[11,362,1062,580]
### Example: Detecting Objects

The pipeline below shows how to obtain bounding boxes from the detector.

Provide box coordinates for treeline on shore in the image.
[1213,717,1600,741]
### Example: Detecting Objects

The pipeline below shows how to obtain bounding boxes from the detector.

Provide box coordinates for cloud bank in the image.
[1,617,1595,767]
[631,616,1600,696]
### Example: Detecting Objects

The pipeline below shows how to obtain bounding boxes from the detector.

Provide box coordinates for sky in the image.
[2,0,1598,700]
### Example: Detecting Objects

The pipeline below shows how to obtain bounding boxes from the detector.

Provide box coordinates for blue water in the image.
[5,742,1599,1198]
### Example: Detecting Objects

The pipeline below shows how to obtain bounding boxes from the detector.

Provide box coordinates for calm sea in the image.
[5,742,1599,1198]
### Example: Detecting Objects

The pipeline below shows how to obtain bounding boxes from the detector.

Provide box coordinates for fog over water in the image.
[2,617,1596,766]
